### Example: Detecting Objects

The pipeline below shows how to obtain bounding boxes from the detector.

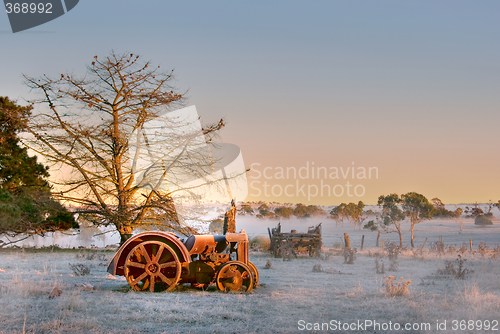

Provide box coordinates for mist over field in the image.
[3,204,498,249]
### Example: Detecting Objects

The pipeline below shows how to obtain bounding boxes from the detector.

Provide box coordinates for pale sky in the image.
[1,0,499,205]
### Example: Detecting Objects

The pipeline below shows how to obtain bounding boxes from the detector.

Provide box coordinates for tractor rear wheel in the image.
[125,241,181,292]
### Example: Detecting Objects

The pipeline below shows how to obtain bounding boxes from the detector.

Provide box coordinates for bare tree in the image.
[23,51,227,244]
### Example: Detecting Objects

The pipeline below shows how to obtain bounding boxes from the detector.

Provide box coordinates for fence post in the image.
[344,233,351,248]
[421,237,428,250]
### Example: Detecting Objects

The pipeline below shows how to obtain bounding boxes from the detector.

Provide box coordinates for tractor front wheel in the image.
[216,261,254,293]
[247,261,259,286]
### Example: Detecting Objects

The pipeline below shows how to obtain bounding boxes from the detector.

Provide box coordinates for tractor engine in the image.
[183,235,230,285]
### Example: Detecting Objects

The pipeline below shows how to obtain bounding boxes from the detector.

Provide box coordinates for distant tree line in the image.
[240,193,499,249]
[240,195,498,228]
[238,202,325,219]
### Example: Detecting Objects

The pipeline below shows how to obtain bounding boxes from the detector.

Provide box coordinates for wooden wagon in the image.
[268,223,322,258]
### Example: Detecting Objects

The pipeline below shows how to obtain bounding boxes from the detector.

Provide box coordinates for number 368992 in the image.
[5,3,53,14]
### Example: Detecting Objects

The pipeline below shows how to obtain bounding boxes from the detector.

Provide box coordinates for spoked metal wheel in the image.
[125,241,181,292]
[216,261,254,293]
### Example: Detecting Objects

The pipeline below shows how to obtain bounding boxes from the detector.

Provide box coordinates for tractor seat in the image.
[184,235,196,252]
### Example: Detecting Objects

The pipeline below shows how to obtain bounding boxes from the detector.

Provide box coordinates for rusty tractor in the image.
[268,222,322,259]
[107,230,258,293]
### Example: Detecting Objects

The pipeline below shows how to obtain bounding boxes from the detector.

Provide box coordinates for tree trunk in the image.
[118,225,133,245]
[410,224,415,248]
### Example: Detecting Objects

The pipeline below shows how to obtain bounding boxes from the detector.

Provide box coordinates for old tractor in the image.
[268,222,322,259]
[107,230,258,293]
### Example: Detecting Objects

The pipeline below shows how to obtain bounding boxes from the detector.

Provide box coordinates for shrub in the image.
[385,276,411,296]
[454,255,473,279]
[386,242,401,271]
[343,247,357,264]
[375,257,385,274]
[250,236,270,251]
[430,239,445,254]
[437,261,457,276]
[69,263,91,276]
[475,215,493,226]
[458,242,468,254]
[437,255,473,279]
[312,264,323,272]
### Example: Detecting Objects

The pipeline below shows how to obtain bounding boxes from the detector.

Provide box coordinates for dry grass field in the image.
[1,217,500,333]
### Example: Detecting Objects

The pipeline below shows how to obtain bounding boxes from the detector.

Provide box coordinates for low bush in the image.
[250,236,270,251]
[385,276,411,296]
[437,255,473,279]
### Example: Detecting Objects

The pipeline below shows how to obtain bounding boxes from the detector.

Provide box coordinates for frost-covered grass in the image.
[1,218,500,333]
